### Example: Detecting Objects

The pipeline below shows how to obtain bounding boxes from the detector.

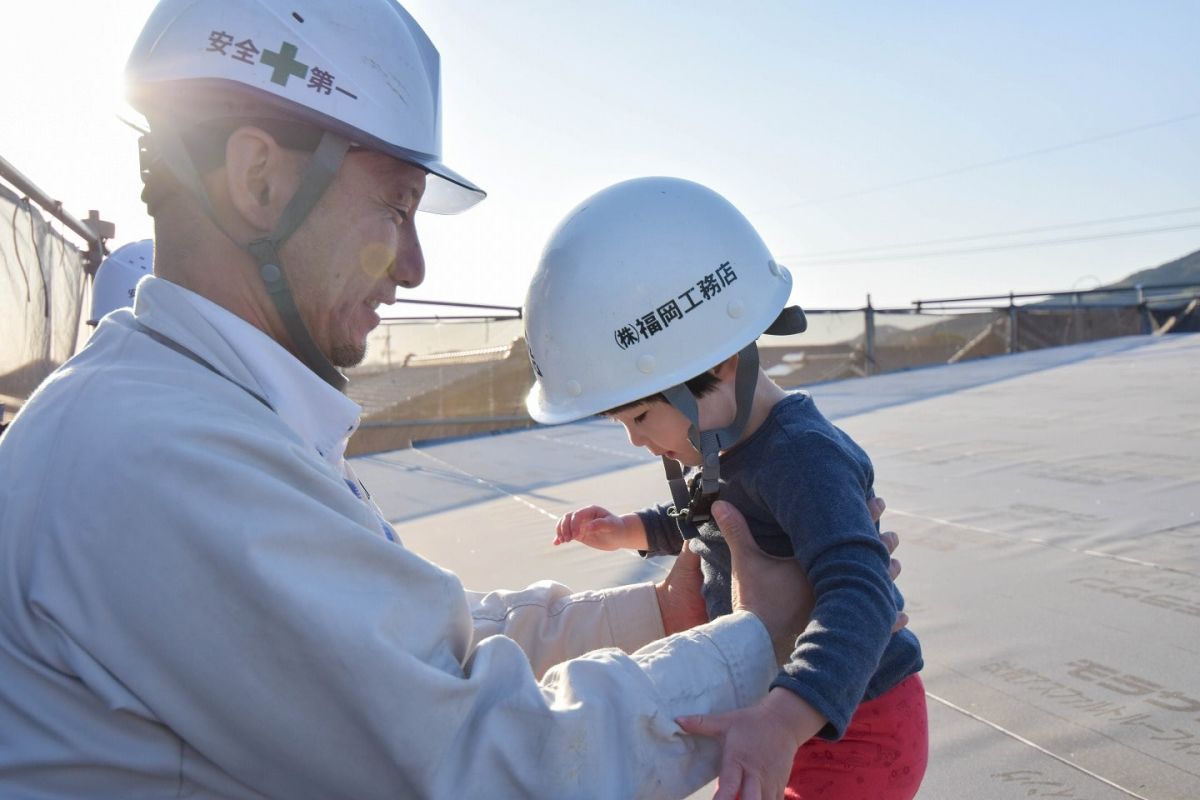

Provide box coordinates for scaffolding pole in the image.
[0,154,113,274]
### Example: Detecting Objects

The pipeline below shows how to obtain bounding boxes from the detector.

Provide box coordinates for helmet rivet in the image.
[768,259,781,276]
[566,380,582,397]
[636,355,656,374]
[727,299,745,319]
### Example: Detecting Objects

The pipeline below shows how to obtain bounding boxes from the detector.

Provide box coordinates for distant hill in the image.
[1104,247,1200,289]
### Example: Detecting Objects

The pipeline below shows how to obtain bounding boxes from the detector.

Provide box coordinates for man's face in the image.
[282,150,426,367]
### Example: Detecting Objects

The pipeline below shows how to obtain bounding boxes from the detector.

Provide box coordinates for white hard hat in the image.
[124,0,485,390]
[524,177,797,425]
[125,0,483,214]
[88,239,154,325]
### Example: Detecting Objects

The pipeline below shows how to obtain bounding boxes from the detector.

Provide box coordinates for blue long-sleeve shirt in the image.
[639,391,923,739]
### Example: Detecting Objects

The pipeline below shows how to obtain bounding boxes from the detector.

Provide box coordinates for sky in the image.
[3,1,1198,314]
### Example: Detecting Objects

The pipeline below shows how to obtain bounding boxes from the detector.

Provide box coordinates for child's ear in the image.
[713,354,739,381]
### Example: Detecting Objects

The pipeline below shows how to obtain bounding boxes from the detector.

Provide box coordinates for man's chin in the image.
[331,342,367,368]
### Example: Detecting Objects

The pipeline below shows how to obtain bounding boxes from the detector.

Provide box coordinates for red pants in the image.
[785,673,928,799]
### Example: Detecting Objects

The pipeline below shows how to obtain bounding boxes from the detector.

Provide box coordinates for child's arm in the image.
[679,677,826,797]
[731,423,909,746]
[554,506,649,551]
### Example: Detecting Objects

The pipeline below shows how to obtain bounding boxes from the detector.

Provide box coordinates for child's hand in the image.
[677,688,825,800]
[554,506,646,551]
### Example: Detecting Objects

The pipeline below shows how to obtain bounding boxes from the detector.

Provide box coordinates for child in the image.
[523,177,927,799]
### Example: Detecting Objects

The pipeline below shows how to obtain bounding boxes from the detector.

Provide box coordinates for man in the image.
[0,2,894,798]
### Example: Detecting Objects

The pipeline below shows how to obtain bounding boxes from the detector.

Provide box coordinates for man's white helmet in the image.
[124,0,485,390]
[524,177,796,425]
[126,0,483,213]
[88,239,154,326]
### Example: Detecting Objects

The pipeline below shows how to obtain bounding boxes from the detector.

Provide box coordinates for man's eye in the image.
[389,205,410,223]
[633,412,647,424]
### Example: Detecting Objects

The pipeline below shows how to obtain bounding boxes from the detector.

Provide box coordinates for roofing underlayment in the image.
[354,332,1200,800]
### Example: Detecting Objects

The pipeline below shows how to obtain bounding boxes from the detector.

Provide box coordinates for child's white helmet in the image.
[524,176,797,424]
[523,177,806,536]
[88,239,154,326]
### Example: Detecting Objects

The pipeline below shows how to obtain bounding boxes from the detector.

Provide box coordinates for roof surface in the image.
[354,333,1200,799]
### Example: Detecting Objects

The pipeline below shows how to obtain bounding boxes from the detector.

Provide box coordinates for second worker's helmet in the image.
[88,239,154,326]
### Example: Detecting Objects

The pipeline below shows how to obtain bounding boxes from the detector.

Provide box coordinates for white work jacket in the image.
[0,277,776,799]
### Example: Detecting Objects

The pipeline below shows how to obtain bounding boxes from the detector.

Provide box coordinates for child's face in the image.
[611,390,735,466]
[611,400,701,465]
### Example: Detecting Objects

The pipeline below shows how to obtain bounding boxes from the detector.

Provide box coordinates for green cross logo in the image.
[261,41,308,86]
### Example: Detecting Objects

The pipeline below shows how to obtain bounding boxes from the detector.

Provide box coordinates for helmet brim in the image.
[132,78,486,214]
[418,160,486,215]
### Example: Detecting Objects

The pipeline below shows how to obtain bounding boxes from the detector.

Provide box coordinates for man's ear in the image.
[222,126,300,232]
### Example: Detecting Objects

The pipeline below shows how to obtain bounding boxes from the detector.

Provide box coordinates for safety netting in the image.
[326,280,1200,455]
[0,183,88,419]
[340,298,1186,455]
[758,304,1153,387]
[345,316,529,454]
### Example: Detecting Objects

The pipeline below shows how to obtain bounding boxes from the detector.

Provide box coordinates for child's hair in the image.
[601,369,722,416]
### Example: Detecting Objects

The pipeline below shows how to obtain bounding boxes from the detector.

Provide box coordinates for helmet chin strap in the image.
[244,131,351,391]
[660,341,760,539]
[142,120,351,391]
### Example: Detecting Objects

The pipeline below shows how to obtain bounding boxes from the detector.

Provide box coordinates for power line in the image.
[784,205,1200,260]
[783,222,1200,266]
[772,111,1200,211]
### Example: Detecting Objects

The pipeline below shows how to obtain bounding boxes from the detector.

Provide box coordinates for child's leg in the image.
[784,673,928,800]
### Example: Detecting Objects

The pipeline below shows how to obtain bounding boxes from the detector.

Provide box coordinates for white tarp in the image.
[0,183,87,408]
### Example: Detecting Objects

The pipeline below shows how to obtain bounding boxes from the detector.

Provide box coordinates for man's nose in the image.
[391,235,425,289]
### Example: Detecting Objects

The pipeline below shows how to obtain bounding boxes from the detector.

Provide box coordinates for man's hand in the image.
[655,545,709,635]
[869,496,909,632]
[718,501,813,664]
[869,496,901,580]
[655,495,905,640]
[676,496,905,798]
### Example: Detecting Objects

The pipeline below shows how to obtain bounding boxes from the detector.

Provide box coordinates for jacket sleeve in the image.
[466,581,666,679]
[31,397,777,799]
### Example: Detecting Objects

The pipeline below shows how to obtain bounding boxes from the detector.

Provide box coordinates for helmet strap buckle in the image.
[660,341,761,540]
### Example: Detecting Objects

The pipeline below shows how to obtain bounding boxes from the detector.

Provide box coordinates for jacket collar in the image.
[131,276,361,464]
